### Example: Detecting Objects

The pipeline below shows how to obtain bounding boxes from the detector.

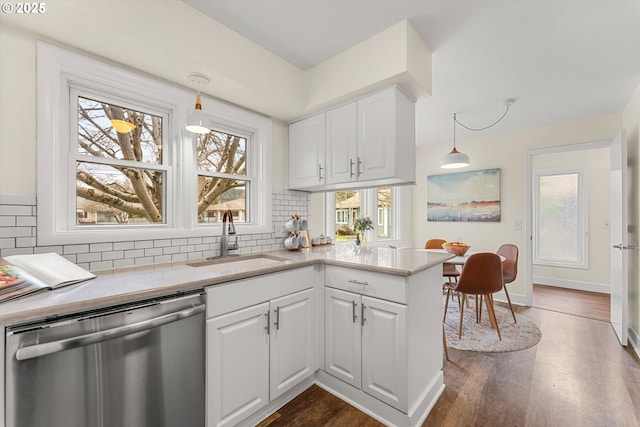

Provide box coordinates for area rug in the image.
[443,297,542,352]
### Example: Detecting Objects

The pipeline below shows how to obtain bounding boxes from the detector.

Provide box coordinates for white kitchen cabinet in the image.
[207,303,270,427]
[288,114,325,189]
[206,267,316,427]
[324,287,408,412]
[326,102,358,184]
[269,288,315,400]
[288,86,415,191]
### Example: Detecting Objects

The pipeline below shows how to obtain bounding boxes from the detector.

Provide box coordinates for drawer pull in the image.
[348,279,369,286]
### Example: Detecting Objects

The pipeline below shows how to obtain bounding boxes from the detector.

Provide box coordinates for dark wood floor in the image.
[261,288,639,427]
[533,284,610,322]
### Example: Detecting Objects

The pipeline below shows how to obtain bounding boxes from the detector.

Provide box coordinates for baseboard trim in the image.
[533,276,610,294]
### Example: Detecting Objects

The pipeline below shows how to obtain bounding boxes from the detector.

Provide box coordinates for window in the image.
[37,42,271,245]
[327,186,403,245]
[196,129,248,224]
[533,169,588,268]
[75,95,169,226]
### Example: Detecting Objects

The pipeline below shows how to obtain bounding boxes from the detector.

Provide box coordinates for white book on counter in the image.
[0,252,95,302]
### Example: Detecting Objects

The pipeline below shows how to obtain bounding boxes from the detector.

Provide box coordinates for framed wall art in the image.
[427,168,501,222]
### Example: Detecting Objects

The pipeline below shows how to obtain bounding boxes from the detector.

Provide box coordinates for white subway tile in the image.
[16,216,37,227]
[0,217,16,227]
[114,241,134,251]
[114,258,135,269]
[134,240,153,249]
[163,246,179,255]
[171,253,188,262]
[144,247,162,257]
[16,237,37,248]
[124,249,145,259]
[90,243,113,253]
[64,244,89,254]
[0,238,15,249]
[102,251,124,261]
[0,247,33,256]
[153,255,172,264]
[0,227,32,238]
[77,252,102,263]
[90,260,113,271]
[154,239,172,247]
[0,205,33,216]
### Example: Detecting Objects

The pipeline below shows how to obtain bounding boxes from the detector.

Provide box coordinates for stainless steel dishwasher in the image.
[5,292,205,427]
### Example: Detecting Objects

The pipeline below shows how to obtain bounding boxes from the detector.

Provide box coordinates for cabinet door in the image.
[326,103,358,184]
[361,296,408,412]
[207,302,269,427]
[324,287,362,389]
[269,288,315,400]
[288,114,325,189]
[357,88,396,182]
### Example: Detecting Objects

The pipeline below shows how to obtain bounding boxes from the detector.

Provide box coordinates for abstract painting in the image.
[427,168,501,222]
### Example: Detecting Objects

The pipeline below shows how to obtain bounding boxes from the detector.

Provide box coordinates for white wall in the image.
[413,113,621,302]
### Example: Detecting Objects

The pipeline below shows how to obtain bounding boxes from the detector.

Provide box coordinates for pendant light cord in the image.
[454,103,511,132]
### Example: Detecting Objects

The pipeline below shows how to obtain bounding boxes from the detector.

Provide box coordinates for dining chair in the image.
[425,238,460,283]
[443,253,503,341]
[497,244,518,323]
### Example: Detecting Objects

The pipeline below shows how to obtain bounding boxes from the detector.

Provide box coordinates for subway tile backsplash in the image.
[0,190,309,272]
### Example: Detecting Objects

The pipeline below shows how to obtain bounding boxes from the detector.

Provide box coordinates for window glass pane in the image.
[197,130,246,176]
[377,187,393,239]
[335,190,360,242]
[78,97,163,165]
[197,176,246,223]
[76,162,164,225]
[538,173,578,260]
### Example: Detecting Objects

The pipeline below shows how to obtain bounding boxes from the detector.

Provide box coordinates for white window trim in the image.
[532,167,589,269]
[325,186,405,246]
[37,42,271,245]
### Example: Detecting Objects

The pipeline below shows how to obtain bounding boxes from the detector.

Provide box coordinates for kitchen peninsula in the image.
[0,246,453,427]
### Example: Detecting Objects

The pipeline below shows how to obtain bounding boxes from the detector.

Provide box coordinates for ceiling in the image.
[184,1,640,147]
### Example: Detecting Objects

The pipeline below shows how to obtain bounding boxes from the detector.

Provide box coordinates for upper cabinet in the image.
[288,87,416,192]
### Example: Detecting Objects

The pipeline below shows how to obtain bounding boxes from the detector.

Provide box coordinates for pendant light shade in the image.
[185,92,210,134]
[441,146,470,169]
[441,113,469,169]
[185,73,211,135]
[110,119,136,134]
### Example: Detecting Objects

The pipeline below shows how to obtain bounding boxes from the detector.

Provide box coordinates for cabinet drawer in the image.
[324,265,406,303]
[206,266,313,318]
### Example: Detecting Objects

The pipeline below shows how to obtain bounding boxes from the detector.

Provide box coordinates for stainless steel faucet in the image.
[220,209,238,257]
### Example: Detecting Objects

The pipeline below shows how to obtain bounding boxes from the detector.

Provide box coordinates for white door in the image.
[270,289,315,399]
[207,302,270,427]
[361,296,408,412]
[609,129,629,346]
[324,287,362,388]
[288,114,325,189]
[326,102,358,184]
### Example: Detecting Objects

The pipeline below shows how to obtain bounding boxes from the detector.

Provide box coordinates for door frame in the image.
[524,139,612,307]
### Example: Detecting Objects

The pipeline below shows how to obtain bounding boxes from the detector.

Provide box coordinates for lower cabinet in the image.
[206,277,315,427]
[324,287,408,411]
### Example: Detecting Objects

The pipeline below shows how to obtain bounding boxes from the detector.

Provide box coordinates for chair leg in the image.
[503,284,517,323]
[458,294,465,339]
[485,294,502,341]
[443,288,452,322]
[442,323,449,361]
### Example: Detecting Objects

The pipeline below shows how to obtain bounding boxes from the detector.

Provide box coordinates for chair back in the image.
[456,253,503,295]
[425,238,446,249]
[497,244,518,284]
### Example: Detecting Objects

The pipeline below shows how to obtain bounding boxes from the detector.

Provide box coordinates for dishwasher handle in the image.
[15,303,206,361]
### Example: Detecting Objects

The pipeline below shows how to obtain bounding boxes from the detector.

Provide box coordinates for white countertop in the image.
[0,245,453,325]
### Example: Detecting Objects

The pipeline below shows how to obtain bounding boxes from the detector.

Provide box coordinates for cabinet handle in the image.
[352,300,358,323]
[349,159,355,178]
[357,157,362,177]
[348,279,368,286]
[361,304,366,326]
[274,306,280,330]
[265,311,270,335]
[318,164,324,181]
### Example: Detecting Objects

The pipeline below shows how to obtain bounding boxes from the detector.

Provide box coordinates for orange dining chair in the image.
[443,253,503,341]
[425,239,460,283]
[497,243,518,323]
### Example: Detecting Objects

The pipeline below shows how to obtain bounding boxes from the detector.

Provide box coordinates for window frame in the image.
[325,186,404,246]
[532,167,589,269]
[37,42,271,245]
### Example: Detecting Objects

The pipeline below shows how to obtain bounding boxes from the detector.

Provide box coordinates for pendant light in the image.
[440,113,469,169]
[185,73,211,135]
[440,98,516,169]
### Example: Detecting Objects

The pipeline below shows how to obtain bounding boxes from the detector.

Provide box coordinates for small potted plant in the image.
[353,216,374,246]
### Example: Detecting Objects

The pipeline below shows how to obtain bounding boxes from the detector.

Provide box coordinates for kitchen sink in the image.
[188,254,291,273]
